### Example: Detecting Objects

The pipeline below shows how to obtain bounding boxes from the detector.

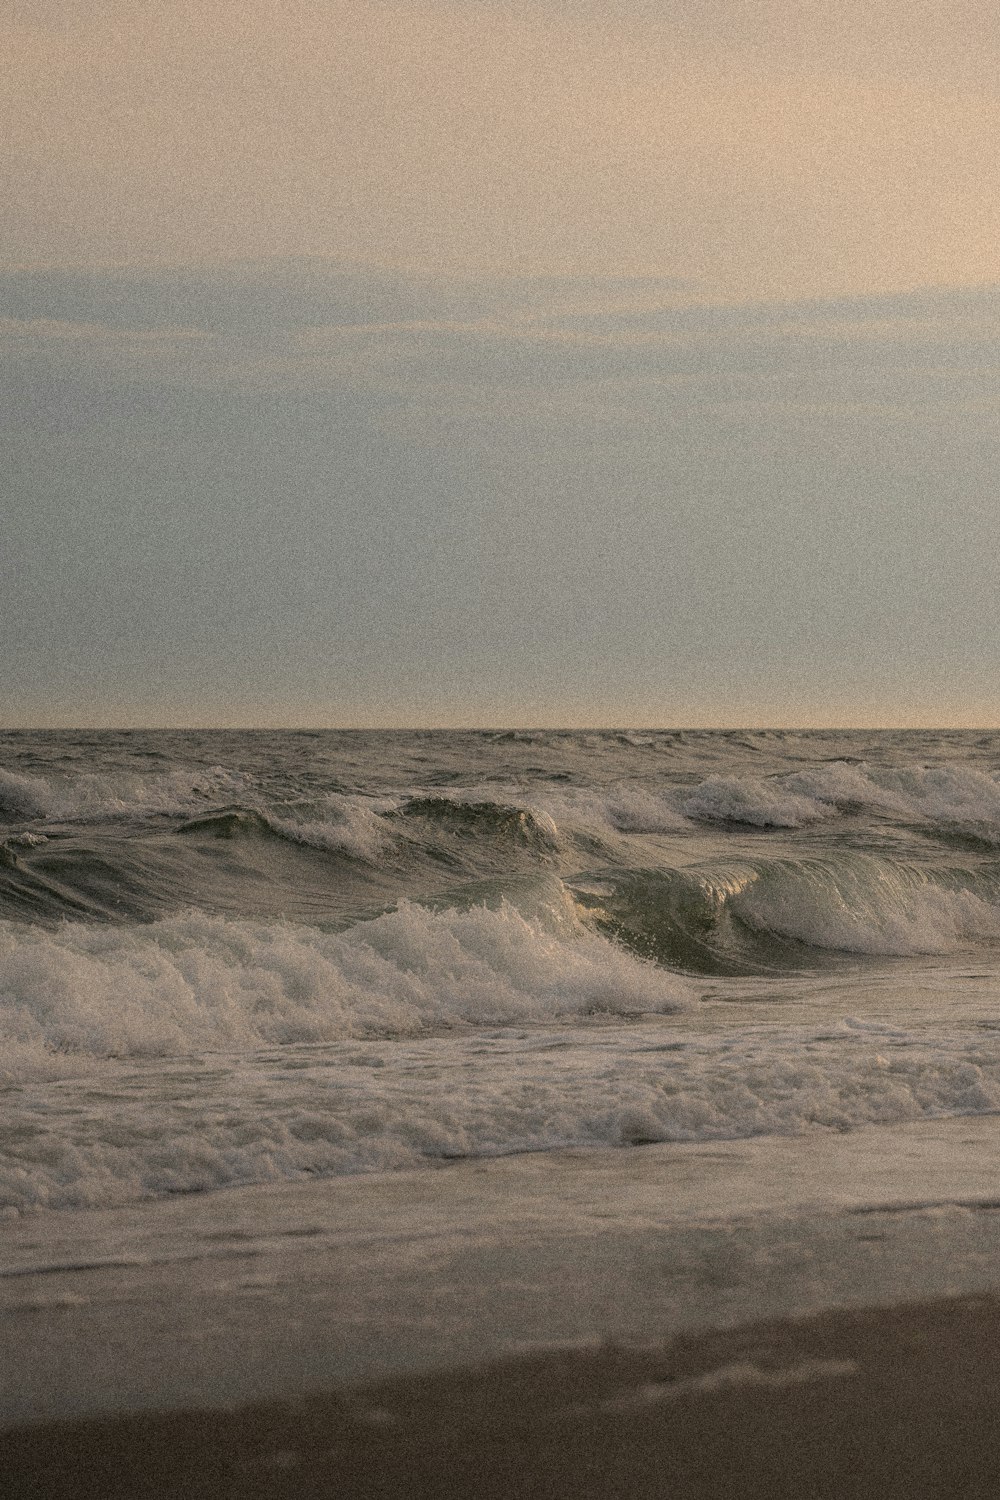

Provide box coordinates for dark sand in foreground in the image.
[7,1292,1000,1498]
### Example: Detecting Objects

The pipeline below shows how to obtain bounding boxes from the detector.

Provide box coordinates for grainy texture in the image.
[7,1293,1000,1499]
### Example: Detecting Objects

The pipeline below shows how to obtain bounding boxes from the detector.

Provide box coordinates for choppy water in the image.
[5,728,1000,1212]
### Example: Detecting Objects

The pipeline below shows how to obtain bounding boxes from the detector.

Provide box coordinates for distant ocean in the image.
[5,727,1000,1217]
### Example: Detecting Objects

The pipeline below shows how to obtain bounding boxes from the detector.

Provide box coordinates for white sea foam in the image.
[266,794,400,862]
[681,762,1000,836]
[783,761,1000,833]
[590,785,690,835]
[6,1013,1000,1212]
[0,897,690,1084]
[874,763,1000,833]
[779,761,910,814]
[729,858,1000,956]
[683,775,838,828]
[0,765,248,824]
[0,771,52,820]
[532,784,690,837]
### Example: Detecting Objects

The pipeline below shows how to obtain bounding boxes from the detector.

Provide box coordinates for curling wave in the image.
[589,853,1000,973]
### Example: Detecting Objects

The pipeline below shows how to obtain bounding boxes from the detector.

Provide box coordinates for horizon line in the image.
[3,725,998,735]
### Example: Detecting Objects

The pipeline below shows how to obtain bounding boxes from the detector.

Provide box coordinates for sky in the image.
[2,0,998,727]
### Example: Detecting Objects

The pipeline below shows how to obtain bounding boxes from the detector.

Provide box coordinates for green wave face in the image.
[583,855,1000,974]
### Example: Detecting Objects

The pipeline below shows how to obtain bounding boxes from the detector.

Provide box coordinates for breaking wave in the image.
[0,894,691,1084]
[0,765,248,825]
[680,762,1000,840]
[590,854,1000,973]
[9,756,1000,862]
[177,793,397,864]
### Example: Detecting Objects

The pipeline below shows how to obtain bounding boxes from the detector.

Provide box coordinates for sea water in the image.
[4,727,1000,1215]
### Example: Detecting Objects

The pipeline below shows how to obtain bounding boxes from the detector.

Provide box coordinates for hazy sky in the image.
[2,0,998,726]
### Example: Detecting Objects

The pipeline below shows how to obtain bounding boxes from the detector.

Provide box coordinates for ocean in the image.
[4,726,1000,1213]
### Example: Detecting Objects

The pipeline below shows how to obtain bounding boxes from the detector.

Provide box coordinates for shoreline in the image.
[7,1291,1000,1497]
[8,1118,1000,1426]
[8,1120,1000,1494]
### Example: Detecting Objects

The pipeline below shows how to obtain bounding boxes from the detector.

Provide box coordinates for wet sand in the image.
[10,1121,1000,1427]
[8,1126,1000,1495]
[7,1291,1000,1498]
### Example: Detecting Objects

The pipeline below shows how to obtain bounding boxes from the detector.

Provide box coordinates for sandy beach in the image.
[6,1122,1000,1496]
[7,1292,1000,1498]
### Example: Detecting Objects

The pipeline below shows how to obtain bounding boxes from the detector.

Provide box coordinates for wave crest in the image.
[393,795,559,849]
[591,854,1000,971]
[0,765,248,825]
[681,762,1000,839]
[0,897,690,1082]
[733,858,1000,957]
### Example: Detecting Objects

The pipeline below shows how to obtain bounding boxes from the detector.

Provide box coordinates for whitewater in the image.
[5,727,1000,1216]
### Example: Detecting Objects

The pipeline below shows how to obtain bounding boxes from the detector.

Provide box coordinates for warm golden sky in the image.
[4,0,998,301]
